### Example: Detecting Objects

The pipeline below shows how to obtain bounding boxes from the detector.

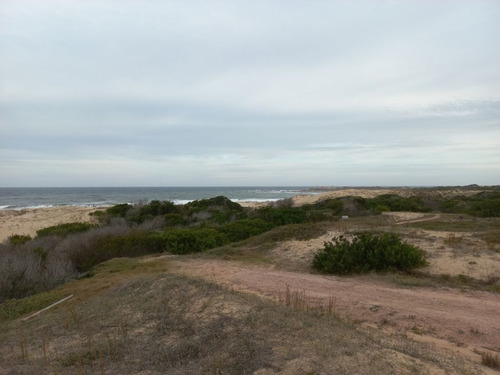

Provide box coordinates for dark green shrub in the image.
[464,193,500,217]
[106,203,133,217]
[184,196,246,225]
[312,232,427,275]
[143,200,176,216]
[8,234,32,246]
[217,219,273,242]
[256,207,307,226]
[70,231,164,272]
[36,222,95,237]
[128,200,179,224]
[306,209,340,222]
[163,228,229,255]
[164,213,186,227]
[185,196,243,213]
[363,195,431,213]
[440,192,500,217]
[313,198,344,214]
[252,223,327,243]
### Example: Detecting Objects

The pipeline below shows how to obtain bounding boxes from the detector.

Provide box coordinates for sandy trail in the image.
[167,258,500,358]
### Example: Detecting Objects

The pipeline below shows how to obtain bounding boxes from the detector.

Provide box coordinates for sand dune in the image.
[0,206,103,243]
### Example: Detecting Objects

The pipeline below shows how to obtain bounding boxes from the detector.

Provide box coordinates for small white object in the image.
[22,294,74,321]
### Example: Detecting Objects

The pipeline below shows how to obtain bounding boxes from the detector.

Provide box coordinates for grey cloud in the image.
[1,0,499,186]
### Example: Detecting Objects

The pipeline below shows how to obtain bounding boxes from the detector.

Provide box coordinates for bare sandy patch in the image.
[407,229,500,281]
[291,187,488,206]
[0,206,104,243]
[167,257,500,366]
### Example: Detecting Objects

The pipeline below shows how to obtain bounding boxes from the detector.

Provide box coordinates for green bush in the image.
[36,222,95,237]
[312,198,344,214]
[184,196,246,225]
[8,234,32,246]
[164,213,186,227]
[106,203,133,217]
[312,232,427,275]
[185,196,243,213]
[363,195,431,213]
[163,228,229,255]
[446,192,500,217]
[217,219,273,242]
[70,231,164,272]
[128,200,179,224]
[256,206,307,226]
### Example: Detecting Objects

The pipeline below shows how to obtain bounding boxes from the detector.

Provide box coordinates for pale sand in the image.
[292,187,487,206]
[240,188,410,208]
[0,206,104,243]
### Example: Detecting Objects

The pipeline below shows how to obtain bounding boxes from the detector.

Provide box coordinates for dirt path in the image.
[394,213,441,225]
[166,258,500,363]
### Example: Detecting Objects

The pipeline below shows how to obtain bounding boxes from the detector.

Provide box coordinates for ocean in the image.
[0,187,317,209]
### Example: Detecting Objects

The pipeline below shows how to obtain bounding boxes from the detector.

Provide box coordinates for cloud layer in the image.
[1,0,499,186]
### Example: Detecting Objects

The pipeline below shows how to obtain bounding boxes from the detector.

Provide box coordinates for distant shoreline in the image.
[1,185,496,243]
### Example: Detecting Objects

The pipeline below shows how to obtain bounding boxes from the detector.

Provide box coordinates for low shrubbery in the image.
[441,192,500,217]
[217,218,273,242]
[255,206,308,226]
[36,222,96,237]
[70,231,165,272]
[312,232,427,275]
[163,228,228,255]
[363,194,431,213]
[8,234,32,246]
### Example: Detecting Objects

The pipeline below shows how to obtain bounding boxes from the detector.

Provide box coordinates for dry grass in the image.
[0,257,483,375]
[481,351,500,369]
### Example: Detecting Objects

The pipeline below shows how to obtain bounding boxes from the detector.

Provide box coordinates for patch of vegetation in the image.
[0,289,64,321]
[36,222,96,237]
[312,232,427,275]
[480,230,500,252]
[185,195,243,213]
[374,272,500,293]
[362,194,432,213]
[482,351,500,369]
[8,234,32,246]
[313,198,344,214]
[105,203,133,217]
[254,222,329,243]
[163,228,228,255]
[441,191,500,217]
[255,206,308,226]
[217,218,273,242]
[70,231,165,272]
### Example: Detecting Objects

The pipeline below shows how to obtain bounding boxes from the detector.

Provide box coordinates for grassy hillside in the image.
[0,257,483,374]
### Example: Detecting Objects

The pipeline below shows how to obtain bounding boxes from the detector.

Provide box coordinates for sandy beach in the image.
[0,206,104,243]
[0,201,282,243]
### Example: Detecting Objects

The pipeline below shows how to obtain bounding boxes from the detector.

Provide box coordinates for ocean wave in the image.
[170,198,282,205]
[0,203,114,210]
[0,204,56,210]
[172,199,194,205]
[231,198,280,202]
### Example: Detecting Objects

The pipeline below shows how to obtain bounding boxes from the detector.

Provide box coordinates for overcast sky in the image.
[1,0,499,187]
